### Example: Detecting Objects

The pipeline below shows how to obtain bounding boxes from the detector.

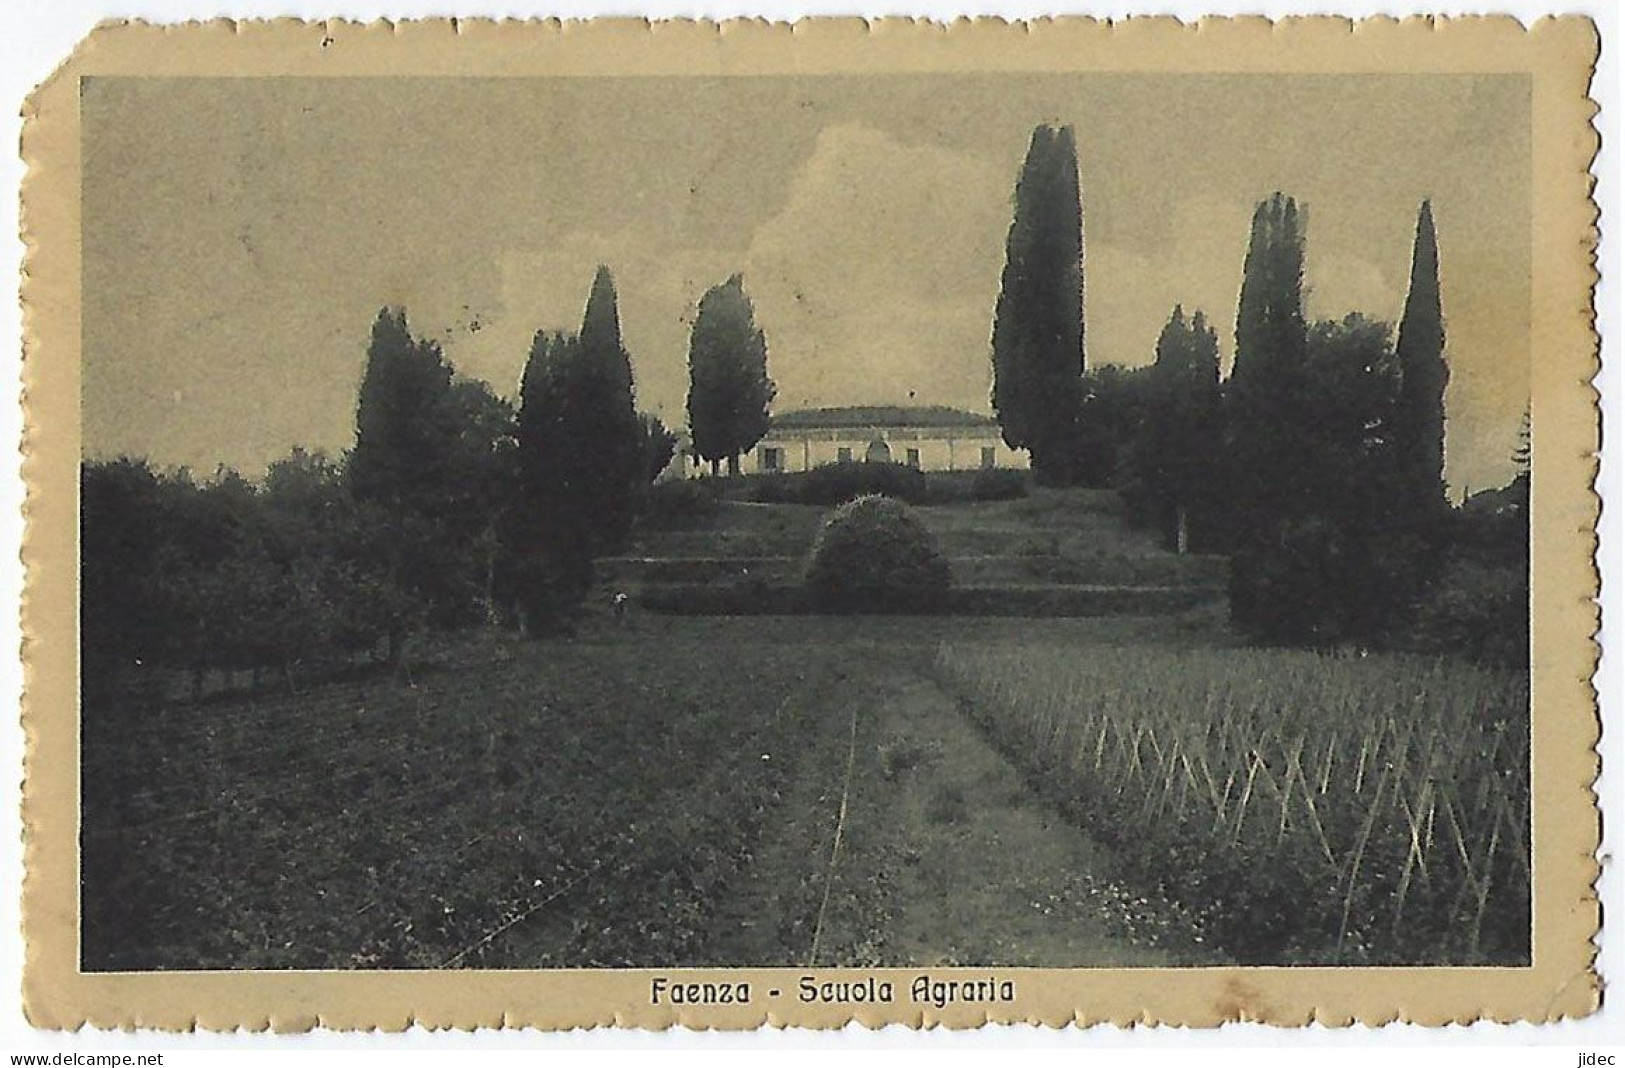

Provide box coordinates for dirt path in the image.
[708,649,1219,968]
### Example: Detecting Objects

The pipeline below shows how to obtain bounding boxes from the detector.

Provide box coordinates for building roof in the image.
[770,405,998,431]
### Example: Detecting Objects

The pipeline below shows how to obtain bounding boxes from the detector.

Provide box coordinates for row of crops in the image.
[934,642,1530,965]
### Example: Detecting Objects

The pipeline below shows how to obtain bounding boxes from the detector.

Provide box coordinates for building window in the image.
[906,447,921,469]
[980,446,996,470]
[761,446,783,471]
[837,447,852,463]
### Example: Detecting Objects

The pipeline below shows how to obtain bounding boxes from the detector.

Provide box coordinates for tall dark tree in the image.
[504,269,641,631]
[991,123,1085,485]
[581,265,637,413]
[1392,199,1450,520]
[686,274,775,476]
[507,332,576,629]
[347,307,478,645]
[350,307,459,516]
[1134,306,1225,552]
[1228,192,1313,515]
[1225,193,1317,636]
[575,266,643,546]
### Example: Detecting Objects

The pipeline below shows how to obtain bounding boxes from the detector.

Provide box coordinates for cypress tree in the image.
[348,306,468,646]
[1228,192,1312,517]
[1225,193,1317,637]
[1393,200,1450,520]
[351,307,458,514]
[686,274,775,476]
[1142,306,1224,552]
[1131,305,1222,549]
[508,331,579,629]
[991,123,1085,485]
[575,265,642,549]
[503,268,641,631]
[581,265,637,412]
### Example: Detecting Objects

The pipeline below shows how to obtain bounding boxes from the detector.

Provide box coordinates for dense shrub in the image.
[637,478,723,530]
[803,495,952,613]
[1414,554,1529,669]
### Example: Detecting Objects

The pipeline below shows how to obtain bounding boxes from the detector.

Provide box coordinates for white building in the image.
[738,405,1029,475]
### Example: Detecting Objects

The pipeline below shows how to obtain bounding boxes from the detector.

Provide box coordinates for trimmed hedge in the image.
[636,478,723,530]
[597,556,797,584]
[724,462,1028,507]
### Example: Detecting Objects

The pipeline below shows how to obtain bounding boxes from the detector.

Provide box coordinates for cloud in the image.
[450,125,1022,422]
[739,124,1013,413]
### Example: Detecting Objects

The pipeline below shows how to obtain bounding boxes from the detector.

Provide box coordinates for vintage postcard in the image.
[19,16,1599,1031]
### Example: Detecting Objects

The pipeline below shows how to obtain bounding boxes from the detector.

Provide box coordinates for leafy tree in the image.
[81,458,171,705]
[1507,404,1531,516]
[1303,314,1413,638]
[259,447,415,682]
[1418,417,1531,669]
[442,379,519,622]
[1392,200,1450,522]
[349,307,511,636]
[1073,363,1151,491]
[686,274,775,476]
[1302,315,1401,499]
[638,412,680,483]
[991,124,1085,485]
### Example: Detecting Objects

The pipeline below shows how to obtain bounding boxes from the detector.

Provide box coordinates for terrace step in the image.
[634,582,1226,618]
[600,554,1230,589]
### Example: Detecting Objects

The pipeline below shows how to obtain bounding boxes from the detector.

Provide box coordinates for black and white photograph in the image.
[18,15,1602,1031]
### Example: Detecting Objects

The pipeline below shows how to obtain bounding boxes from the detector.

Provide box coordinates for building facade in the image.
[735,405,1029,475]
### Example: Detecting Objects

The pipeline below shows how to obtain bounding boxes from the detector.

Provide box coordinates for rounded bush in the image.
[803,495,952,613]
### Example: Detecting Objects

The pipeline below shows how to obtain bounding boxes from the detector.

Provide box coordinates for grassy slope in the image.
[617,488,1229,598]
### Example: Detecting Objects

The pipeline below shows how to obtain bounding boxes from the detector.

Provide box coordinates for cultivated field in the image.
[80,616,1226,971]
[82,628,853,970]
[935,641,1531,964]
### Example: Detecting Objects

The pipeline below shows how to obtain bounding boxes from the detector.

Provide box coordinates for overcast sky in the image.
[82,72,1530,495]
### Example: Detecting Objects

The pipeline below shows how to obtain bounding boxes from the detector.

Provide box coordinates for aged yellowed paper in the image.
[21,16,1599,1030]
